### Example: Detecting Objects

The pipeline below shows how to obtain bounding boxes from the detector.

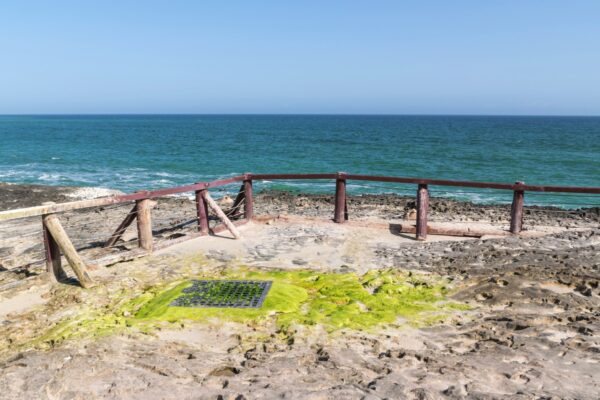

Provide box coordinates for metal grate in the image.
[170,280,272,308]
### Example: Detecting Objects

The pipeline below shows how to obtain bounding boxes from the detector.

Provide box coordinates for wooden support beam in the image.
[42,213,67,282]
[416,184,429,241]
[204,192,242,239]
[231,183,246,210]
[42,214,94,288]
[334,173,348,223]
[244,178,253,220]
[103,204,137,248]
[510,181,525,234]
[391,222,510,238]
[225,183,246,220]
[136,199,153,251]
[195,189,209,234]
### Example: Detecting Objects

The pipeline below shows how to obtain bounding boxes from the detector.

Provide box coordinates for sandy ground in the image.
[0,186,599,399]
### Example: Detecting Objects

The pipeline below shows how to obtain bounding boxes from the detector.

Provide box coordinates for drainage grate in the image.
[170,280,272,308]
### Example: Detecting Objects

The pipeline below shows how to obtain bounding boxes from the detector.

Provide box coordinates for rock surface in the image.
[0,184,599,399]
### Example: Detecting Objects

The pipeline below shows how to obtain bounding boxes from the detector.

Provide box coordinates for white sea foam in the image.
[66,187,124,200]
[163,192,196,201]
[38,173,61,181]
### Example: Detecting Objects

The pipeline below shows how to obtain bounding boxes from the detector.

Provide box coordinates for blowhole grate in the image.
[170,280,272,308]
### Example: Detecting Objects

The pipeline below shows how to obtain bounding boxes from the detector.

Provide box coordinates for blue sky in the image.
[1,1,599,115]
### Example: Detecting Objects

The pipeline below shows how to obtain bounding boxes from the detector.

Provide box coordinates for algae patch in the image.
[135,269,468,331]
[32,268,468,349]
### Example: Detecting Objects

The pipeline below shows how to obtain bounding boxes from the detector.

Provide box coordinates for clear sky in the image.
[1,1,599,115]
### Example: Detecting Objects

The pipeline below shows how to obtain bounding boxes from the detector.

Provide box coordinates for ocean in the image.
[1,115,599,208]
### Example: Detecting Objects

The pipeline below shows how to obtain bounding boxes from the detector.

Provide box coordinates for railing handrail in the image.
[0,175,247,221]
[1,172,599,222]
[2,171,599,287]
[251,173,600,193]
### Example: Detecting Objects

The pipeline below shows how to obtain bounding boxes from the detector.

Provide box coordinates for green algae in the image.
[31,268,469,349]
[134,268,468,331]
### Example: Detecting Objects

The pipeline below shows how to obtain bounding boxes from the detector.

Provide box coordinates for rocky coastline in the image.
[0,183,598,398]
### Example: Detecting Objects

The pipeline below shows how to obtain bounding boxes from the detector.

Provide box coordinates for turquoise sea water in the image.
[1,115,599,208]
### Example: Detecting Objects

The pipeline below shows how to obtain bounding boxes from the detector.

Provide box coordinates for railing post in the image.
[195,188,210,234]
[510,181,525,234]
[244,174,253,220]
[136,198,153,251]
[416,183,429,241]
[42,203,67,282]
[334,172,348,223]
[42,213,94,288]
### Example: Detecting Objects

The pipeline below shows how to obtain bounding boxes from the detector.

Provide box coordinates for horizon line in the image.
[2,113,600,118]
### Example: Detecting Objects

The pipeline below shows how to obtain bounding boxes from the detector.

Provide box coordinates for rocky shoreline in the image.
[0,182,123,210]
[0,183,599,398]
[1,183,598,274]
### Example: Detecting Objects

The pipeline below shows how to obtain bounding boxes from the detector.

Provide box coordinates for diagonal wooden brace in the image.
[103,204,138,248]
[228,183,246,219]
[204,192,242,239]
